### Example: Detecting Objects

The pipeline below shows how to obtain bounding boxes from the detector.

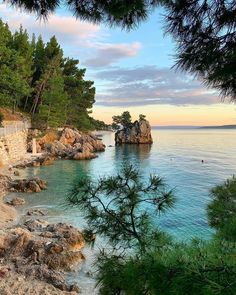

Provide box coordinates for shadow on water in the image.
[114,143,152,168]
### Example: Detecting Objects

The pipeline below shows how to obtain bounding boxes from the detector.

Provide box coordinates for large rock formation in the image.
[28,128,105,160]
[115,119,153,144]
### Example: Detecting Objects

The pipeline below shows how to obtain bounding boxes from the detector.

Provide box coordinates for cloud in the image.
[94,66,220,106]
[0,4,100,42]
[84,42,141,67]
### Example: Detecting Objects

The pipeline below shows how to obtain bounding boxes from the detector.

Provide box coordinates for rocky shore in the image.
[0,173,86,294]
[28,127,105,161]
[0,127,107,294]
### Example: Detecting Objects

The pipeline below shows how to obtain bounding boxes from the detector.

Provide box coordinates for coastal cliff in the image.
[115,119,153,144]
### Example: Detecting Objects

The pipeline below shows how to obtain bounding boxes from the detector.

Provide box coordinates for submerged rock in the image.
[7,197,25,206]
[115,119,153,144]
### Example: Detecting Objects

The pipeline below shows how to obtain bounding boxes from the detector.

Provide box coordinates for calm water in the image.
[8,129,236,294]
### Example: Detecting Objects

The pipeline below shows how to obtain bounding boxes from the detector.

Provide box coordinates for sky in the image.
[0,2,235,126]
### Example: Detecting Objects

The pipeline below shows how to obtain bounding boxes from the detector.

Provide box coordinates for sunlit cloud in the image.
[84,42,141,67]
[94,66,220,106]
[0,3,100,43]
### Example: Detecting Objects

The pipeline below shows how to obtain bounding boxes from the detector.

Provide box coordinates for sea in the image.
[7,128,236,294]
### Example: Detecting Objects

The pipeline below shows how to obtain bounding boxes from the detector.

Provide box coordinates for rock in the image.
[28,180,41,193]
[7,197,25,206]
[27,209,46,216]
[9,178,47,193]
[0,174,11,193]
[28,127,106,161]
[14,170,20,176]
[45,223,85,251]
[0,221,85,292]
[39,155,55,166]
[115,119,153,144]
[59,128,76,145]
[24,219,49,231]
[73,151,97,160]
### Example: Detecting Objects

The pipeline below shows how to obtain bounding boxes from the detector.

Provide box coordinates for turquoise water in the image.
[8,129,236,293]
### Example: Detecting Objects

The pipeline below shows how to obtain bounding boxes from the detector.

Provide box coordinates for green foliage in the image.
[208,177,236,241]
[68,169,236,295]
[97,240,236,295]
[89,117,111,130]
[0,20,31,113]
[164,1,236,100]
[139,114,146,121]
[0,20,105,130]
[112,111,132,129]
[68,165,175,253]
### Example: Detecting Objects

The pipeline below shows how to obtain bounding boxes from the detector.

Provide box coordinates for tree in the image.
[0,20,31,113]
[63,58,96,130]
[139,114,146,121]
[68,165,175,254]
[5,0,235,100]
[96,239,236,295]
[112,111,132,129]
[37,73,68,129]
[11,25,33,110]
[68,166,236,295]
[164,0,236,100]
[207,176,236,242]
[0,20,99,130]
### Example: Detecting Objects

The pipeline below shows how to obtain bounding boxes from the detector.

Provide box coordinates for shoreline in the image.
[0,155,85,295]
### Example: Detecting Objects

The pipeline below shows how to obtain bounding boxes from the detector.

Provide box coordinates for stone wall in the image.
[0,130,27,166]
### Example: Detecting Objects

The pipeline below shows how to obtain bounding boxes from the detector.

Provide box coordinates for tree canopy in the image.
[0,20,106,130]
[68,166,236,295]
[112,111,148,130]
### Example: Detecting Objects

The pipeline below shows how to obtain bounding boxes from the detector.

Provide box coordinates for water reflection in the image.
[114,144,152,168]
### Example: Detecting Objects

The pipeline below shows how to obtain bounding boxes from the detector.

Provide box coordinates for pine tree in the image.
[63,58,95,129]
[0,20,30,113]
[38,72,68,128]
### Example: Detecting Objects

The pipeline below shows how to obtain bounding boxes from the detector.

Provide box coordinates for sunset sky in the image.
[1,3,235,126]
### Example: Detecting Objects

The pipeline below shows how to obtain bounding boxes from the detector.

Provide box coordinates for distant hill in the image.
[200,125,236,129]
[152,125,236,130]
[152,126,200,130]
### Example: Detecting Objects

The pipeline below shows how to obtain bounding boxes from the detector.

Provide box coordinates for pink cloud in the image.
[84,42,142,67]
[0,4,100,41]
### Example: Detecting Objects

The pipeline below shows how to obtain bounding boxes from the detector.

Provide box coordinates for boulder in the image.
[59,128,76,145]
[7,197,25,206]
[27,209,46,216]
[115,119,153,144]
[9,178,47,193]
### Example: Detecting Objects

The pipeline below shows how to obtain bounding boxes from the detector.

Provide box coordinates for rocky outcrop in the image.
[7,197,25,206]
[115,119,153,144]
[28,128,105,160]
[9,178,47,193]
[0,221,85,292]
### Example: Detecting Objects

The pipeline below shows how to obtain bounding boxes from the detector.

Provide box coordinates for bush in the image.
[207,177,236,241]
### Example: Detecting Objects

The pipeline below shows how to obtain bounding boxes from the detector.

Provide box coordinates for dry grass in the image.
[0,108,26,121]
